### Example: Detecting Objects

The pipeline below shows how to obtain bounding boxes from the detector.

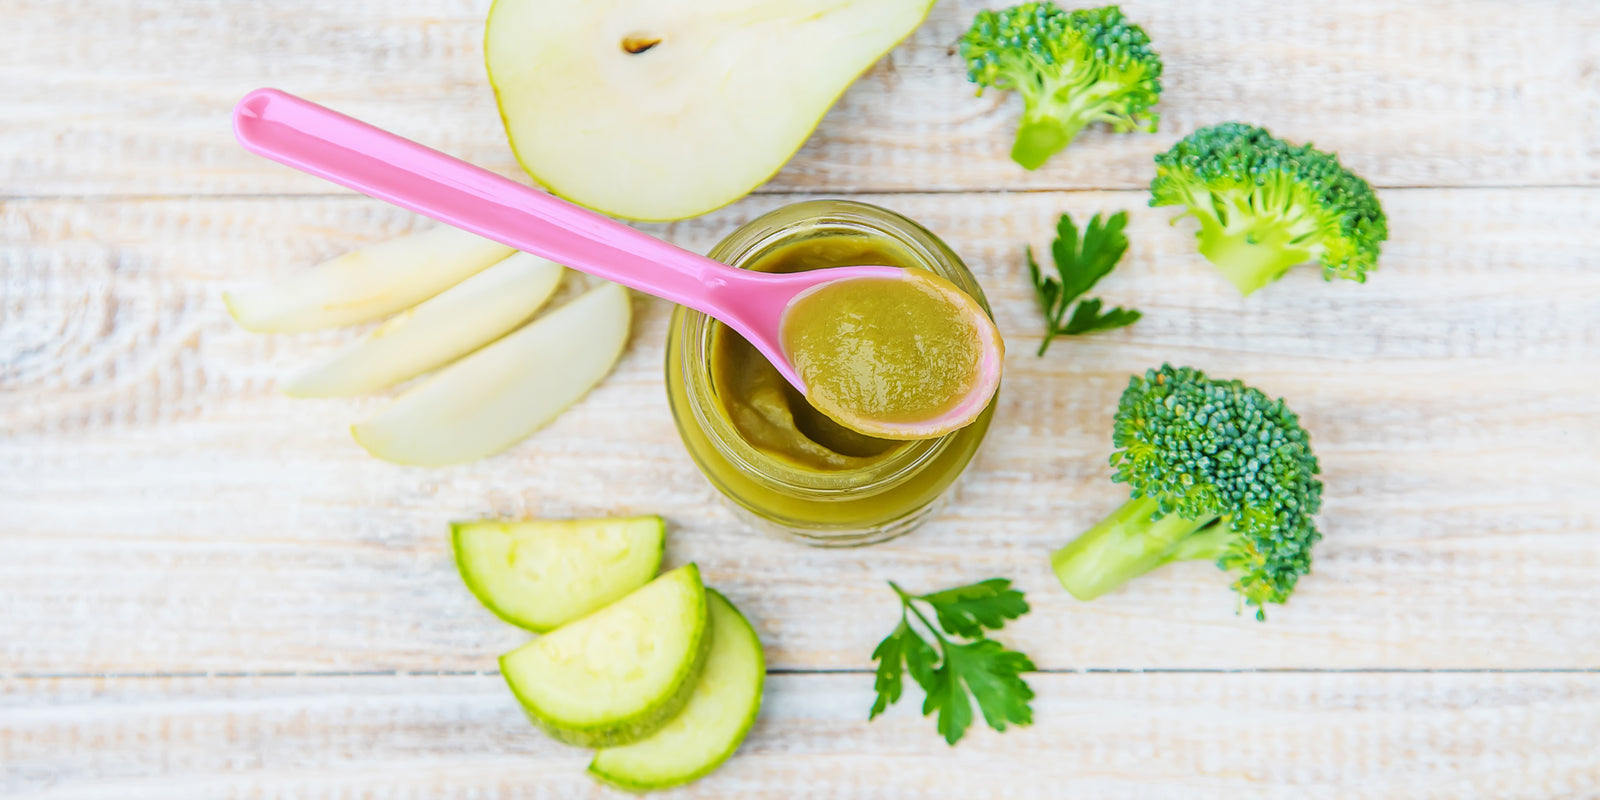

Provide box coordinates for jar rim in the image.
[672,199,994,498]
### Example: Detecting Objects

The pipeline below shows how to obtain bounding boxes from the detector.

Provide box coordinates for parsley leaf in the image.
[941,639,1035,735]
[921,656,974,745]
[1062,297,1144,336]
[920,578,1029,638]
[868,580,1036,745]
[871,620,941,720]
[1029,210,1142,354]
[869,623,909,720]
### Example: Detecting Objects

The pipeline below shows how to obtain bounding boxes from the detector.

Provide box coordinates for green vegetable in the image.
[452,515,665,632]
[960,3,1163,170]
[1050,365,1324,620]
[501,564,710,747]
[1027,210,1142,354]
[1149,122,1389,295]
[589,589,765,792]
[869,579,1035,745]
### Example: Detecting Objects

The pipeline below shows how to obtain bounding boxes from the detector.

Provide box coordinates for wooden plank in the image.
[3,190,1598,675]
[3,672,1598,799]
[2,0,1597,197]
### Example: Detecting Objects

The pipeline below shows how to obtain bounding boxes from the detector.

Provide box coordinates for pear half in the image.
[485,0,936,221]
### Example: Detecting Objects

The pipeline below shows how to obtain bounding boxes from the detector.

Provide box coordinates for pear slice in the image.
[282,252,563,398]
[224,225,515,332]
[352,281,631,466]
[485,0,936,221]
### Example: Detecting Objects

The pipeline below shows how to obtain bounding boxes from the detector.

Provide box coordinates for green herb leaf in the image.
[921,656,975,745]
[1052,210,1124,301]
[1029,210,1141,354]
[920,639,1036,745]
[1061,297,1143,336]
[1026,246,1062,320]
[921,578,1030,638]
[868,579,1036,745]
[943,639,1036,734]
[869,623,909,720]
[903,629,939,688]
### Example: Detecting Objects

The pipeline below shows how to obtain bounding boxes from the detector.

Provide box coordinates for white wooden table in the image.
[3,1,1599,797]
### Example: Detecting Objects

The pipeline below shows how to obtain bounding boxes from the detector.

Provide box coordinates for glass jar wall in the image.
[665,200,997,546]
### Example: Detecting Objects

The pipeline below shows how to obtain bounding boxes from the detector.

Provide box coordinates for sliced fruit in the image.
[452,515,665,632]
[283,252,564,397]
[224,225,515,332]
[351,281,631,466]
[484,0,936,221]
[501,564,710,748]
[590,589,765,792]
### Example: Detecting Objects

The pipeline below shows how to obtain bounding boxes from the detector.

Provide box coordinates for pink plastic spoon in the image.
[232,88,1001,439]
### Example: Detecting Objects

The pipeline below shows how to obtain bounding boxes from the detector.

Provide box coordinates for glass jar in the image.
[665,200,997,546]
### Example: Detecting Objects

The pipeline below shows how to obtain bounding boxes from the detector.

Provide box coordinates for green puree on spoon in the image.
[781,271,998,440]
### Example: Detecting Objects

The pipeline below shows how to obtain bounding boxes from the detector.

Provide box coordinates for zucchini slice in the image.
[501,564,709,747]
[589,589,765,792]
[453,515,665,632]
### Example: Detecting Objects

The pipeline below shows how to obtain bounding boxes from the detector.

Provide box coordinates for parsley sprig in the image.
[1028,210,1143,354]
[869,579,1036,745]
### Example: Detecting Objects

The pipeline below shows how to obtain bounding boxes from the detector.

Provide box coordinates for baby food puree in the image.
[781,271,992,436]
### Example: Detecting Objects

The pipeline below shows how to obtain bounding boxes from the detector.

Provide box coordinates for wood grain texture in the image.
[2,0,1597,197]
[5,190,1597,674]
[4,673,1598,799]
[5,0,1600,792]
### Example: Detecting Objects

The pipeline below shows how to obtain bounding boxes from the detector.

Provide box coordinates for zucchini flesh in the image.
[453,515,665,632]
[589,589,765,792]
[501,564,709,747]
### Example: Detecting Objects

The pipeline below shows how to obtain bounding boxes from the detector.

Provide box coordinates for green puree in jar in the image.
[710,236,926,471]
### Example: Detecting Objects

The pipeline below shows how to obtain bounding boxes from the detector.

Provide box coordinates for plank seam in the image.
[6,668,1598,681]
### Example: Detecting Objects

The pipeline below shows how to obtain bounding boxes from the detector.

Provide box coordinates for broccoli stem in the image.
[1011,116,1085,171]
[1050,495,1220,600]
[1195,217,1315,295]
[1156,519,1234,564]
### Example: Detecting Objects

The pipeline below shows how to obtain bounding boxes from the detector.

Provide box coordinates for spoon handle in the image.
[232,88,741,315]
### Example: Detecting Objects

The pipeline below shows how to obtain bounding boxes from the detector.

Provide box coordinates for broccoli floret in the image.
[1049,365,1323,619]
[1150,122,1389,295]
[960,3,1163,170]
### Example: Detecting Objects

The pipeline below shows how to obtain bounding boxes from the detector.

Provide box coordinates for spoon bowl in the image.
[232,88,1002,438]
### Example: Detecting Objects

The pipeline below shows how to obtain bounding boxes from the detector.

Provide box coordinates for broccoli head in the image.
[961,3,1163,170]
[1150,122,1388,295]
[1050,365,1324,619]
